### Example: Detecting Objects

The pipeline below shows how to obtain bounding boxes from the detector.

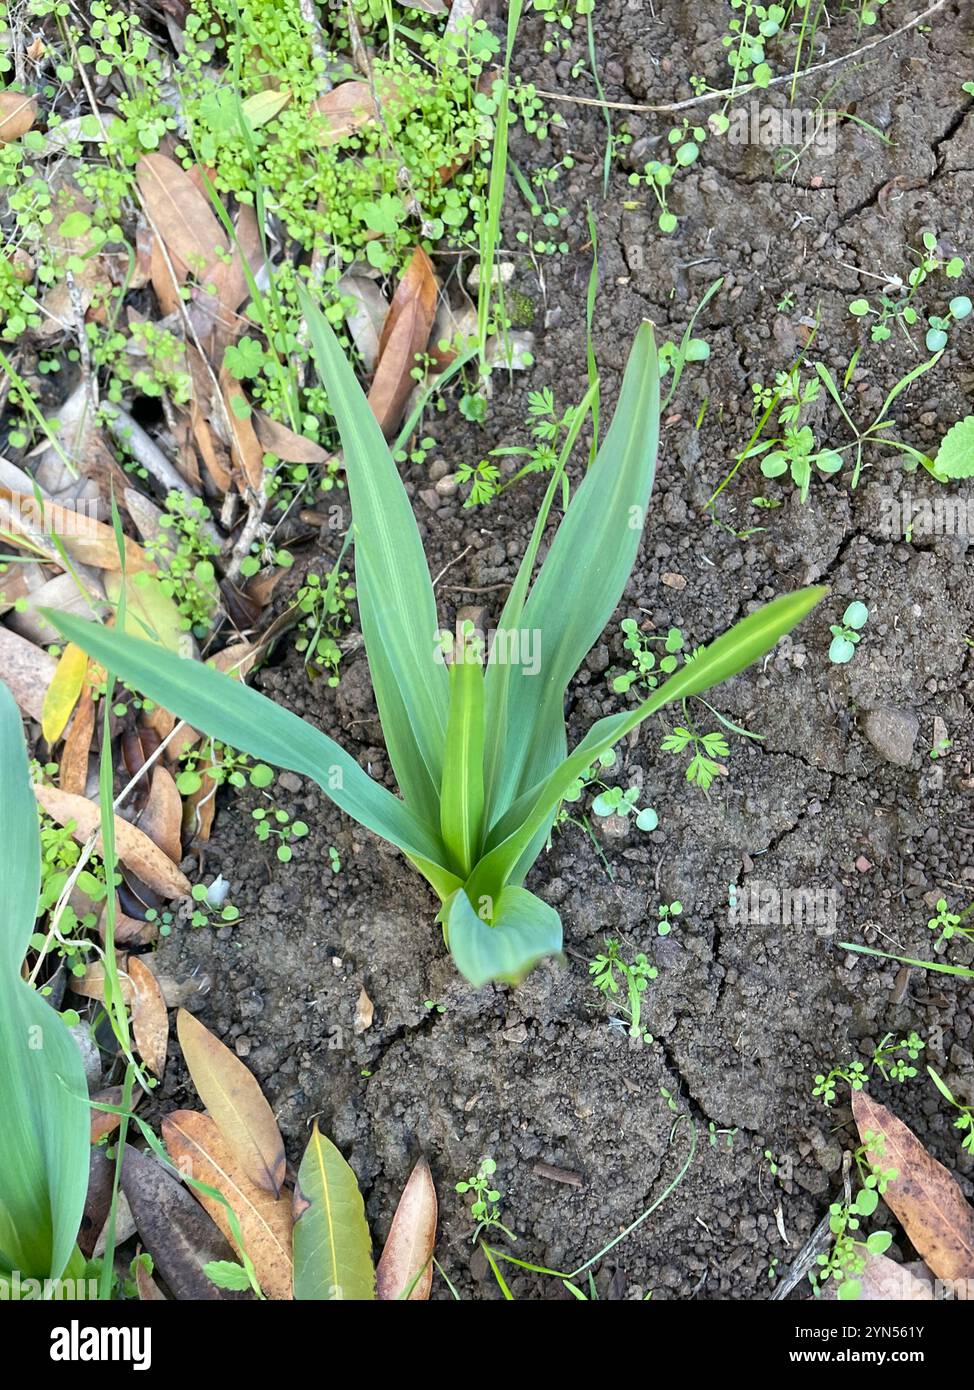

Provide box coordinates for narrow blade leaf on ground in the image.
[292,1123,375,1300]
[176,1008,286,1197]
[376,1156,437,1300]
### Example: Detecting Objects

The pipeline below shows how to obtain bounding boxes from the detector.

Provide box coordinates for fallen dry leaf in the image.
[59,681,95,795]
[176,1008,286,1197]
[0,485,154,573]
[0,91,37,142]
[127,956,169,1077]
[310,82,379,145]
[163,1110,293,1300]
[354,985,374,1034]
[120,1145,247,1301]
[33,783,191,898]
[368,246,437,436]
[137,765,183,865]
[338,271,388,372]
[376,1156,437,1300]
[0,625,56,720]
[819,1245,933,1301]
[220,369,264,494]
[254,413,329,464]
[136,153,228,279]
[853,1090,974,1295]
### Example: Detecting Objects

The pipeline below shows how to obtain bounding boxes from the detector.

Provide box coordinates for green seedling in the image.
[559,749,658,833]
[756,425,844,502]
[707,1122,738,1151]
[828,601,869,664]
[927,896,973,948]
[176,740,274,796]
[589,937,658,1041]
[252,807,309,863]
[0,682,90,1294]
[660,725,730,790]
[189,882,240,929]
[928,1067,974,1157]
[294,565,356,685]
[456,1158,516,1244]
[811,1137,897,1301]
[612,620,684,695]
[50,305,825,989]
[813,1032,925,1105]
[656,900,683,936]
[848,233,966,348]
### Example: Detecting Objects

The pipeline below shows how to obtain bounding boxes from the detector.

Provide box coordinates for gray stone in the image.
[861,706,919,767]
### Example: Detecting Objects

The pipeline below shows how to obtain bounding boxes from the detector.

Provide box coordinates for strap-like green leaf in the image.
[445,885,563,989]
[0,680,89,1282]
[300,292,449,810]
[470,586,828,904]
[44,612,453,887]
[484,322,660,825]
[439,642,486,877]
[292,1123,376,1300]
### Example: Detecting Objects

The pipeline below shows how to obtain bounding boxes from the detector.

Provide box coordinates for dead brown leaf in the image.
[59,680,95,795]
[128,956,169,1077]
[176,1008,286,1196]
[34,783,191,898]
[368,246,438,436]
[819,1246,933,1300]
[136,154,228,280]
[0,91,37,142]
[853,1090,974,1294]
[163,1110,293,1300]
[376,1157,437,1300]
[310,82,379,145]
[137,765,183,865]
[219,370,265,494]
[0,485,154,573]
[254,413,329,464]
[354,985,374,1034]
[0,626,56,720]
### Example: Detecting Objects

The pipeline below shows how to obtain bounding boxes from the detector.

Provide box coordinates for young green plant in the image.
[50,301,826,989]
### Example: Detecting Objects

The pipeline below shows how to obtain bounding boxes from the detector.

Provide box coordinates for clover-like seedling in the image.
[927,896,971,947]
[656,900,683,936]
[926,295,972,353]
[252,807,309,862]
[828,601,869,663]
[613,620,684,695]
[456,1158,515,1244]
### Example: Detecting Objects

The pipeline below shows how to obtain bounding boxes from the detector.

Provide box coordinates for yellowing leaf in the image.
[292,1123,375,1300]
[41,643,88,743]
[241,89,292,128]
[105,570,194,657]
[176,1009,286,1197]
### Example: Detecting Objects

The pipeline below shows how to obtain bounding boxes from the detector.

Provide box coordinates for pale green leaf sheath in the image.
[48,305,826,991]
[439,627,486,878]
